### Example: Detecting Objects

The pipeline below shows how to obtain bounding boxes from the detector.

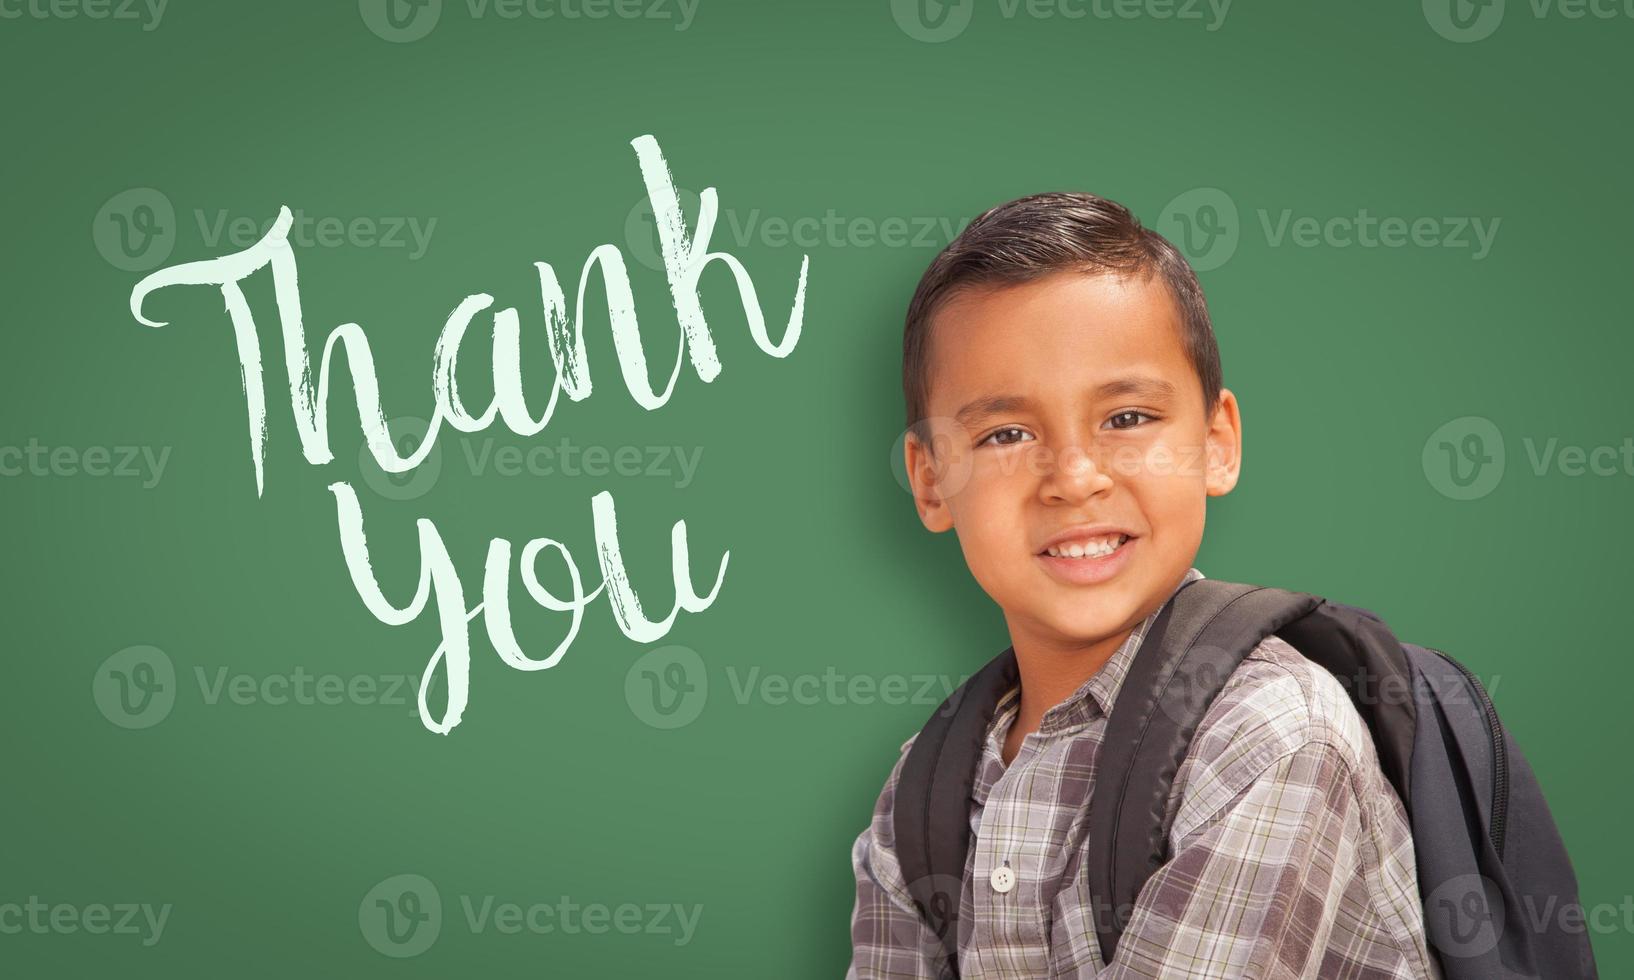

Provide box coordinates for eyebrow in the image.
[1096,377,1178,401]
[954,394,1034,427]
[953,377,1178,427]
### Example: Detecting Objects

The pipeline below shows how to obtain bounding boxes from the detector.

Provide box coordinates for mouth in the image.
[1035,531,1136,585]
[1039,533,1130,560]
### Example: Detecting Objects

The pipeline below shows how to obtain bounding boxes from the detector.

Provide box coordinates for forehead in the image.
[924,270,1192,413]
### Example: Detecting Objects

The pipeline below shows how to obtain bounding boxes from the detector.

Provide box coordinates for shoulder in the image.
[847,733,919,902]
[864,732,918,837]
[855,732,921,845]
[1213,633,1373,763]
[1170,633,1383,839]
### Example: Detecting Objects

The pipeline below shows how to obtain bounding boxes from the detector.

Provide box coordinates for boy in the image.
[847,193,1440,978]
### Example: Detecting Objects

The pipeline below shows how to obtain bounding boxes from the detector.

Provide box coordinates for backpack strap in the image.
[892,578,1419,974]
[1083,580,1324,963]
[1276,600,1417,806]
[894,645,1019,977]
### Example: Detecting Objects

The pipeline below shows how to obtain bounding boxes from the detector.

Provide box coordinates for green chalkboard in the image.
[3,0,1630,974]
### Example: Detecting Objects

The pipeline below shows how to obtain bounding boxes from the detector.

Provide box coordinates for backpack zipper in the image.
[1428,647,1509,859]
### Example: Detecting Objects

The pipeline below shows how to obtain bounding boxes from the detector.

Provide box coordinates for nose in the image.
[1039,443,1113,506]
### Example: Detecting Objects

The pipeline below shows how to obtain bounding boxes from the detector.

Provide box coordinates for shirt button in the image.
[989,864,1016,894]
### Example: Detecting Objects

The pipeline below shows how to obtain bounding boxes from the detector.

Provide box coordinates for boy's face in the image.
[906,270,1242,658]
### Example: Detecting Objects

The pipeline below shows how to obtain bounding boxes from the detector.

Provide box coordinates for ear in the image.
[1204,388,1243,497]
[904,428,955,533]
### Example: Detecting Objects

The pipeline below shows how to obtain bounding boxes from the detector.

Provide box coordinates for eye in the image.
[978,426,1034,447]
[1106,410,1158,430]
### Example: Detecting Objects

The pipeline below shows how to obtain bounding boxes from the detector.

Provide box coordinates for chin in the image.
[1035,603,1136,648]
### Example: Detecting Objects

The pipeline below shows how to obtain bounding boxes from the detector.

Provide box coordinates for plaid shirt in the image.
[847,569,1443,979]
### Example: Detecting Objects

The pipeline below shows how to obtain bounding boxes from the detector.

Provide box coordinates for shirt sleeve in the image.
[1101,737,1369,979]
[846,741,948,980]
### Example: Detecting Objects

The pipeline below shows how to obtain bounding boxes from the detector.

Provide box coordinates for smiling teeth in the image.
[1046,535,1127,559]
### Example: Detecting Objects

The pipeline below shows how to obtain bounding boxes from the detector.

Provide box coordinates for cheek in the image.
[1118,444,1208,530]
[1113,433,1212,492]
[947,450,1032,512]
[1135,479,1207,557]
[946,476,1028,569]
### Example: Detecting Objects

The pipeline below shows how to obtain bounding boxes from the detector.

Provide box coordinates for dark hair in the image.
[902,192,1221,434]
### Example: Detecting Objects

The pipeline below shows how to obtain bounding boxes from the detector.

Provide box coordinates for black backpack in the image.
[894,579,1598,979]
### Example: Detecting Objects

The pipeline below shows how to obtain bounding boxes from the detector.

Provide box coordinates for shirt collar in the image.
[992,567,1205,739]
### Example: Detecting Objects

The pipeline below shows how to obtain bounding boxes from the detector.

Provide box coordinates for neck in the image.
[1013,623,1130,721]
[1001,621,1135,759]
[998,570,1195,762]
